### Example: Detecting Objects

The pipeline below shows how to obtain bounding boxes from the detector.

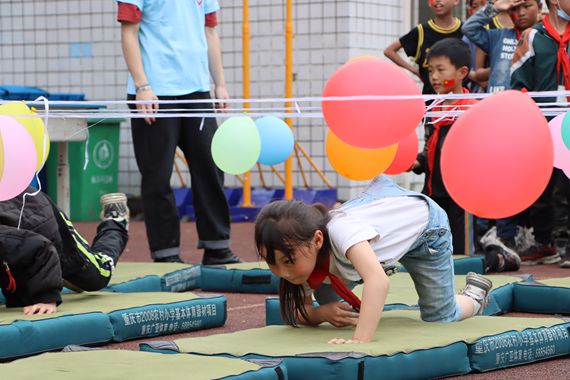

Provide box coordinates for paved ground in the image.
[76,220,570,379]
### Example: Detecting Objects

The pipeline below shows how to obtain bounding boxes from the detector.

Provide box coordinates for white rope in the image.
[2,88,567,106]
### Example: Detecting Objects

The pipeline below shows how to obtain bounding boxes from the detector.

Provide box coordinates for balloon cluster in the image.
[0,102,50,201]
[322,57,424,180]
[211,116,294,175]
[323,58,556,219]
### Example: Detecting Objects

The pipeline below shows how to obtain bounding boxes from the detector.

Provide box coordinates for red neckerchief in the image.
[3,262,16,293]
[543,15,570,96]
[306,255,361,312]
[426,88,477,195]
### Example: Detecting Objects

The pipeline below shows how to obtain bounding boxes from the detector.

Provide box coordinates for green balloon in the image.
[562,112,570,151]
[211,116,261,175]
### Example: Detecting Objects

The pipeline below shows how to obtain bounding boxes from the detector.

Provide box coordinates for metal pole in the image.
[241,0,253,206]
[284,0,294,200]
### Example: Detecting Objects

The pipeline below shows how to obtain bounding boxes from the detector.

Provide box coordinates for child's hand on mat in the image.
[327,338,365,344]
[317,301,359,328]
[23,302,57,315]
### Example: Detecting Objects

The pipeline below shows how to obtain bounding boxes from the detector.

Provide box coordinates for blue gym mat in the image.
[199,256,485,296]
[140,309,570,380]
[0,349,287,380]
[104,262,201,293]
[265,273,528,326]
[200,262,280,293]
[513,277,570,314]
[0,292,226,359]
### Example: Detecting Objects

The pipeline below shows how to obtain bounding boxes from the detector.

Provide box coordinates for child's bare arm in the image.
[330,241,389,344]
[383,40,420,78]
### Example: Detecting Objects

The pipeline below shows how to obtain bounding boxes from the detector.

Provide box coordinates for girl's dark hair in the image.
[254,200,331,326]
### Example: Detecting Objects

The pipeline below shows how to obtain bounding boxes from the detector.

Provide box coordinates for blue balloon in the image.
[255,116,295,165]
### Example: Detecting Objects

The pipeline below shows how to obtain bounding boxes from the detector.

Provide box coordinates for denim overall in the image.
[314,176,461,322]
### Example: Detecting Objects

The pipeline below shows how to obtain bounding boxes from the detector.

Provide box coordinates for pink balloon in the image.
[441,91,553,219]
[564,167,570,179]
[322,59,425,149]
[0,115,37,201]
[384,130,419,175]
[547,113,570,170]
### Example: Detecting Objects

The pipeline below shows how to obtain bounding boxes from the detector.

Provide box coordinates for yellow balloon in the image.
[326,129,398,181]
[0,102,50,171]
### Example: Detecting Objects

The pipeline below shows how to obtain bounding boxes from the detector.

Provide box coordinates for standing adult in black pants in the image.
[117,0,241,264]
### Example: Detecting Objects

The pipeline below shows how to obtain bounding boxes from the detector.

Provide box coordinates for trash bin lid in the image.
[0,85,49,100]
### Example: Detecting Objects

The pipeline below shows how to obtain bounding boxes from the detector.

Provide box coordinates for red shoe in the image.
[520,244,561,265]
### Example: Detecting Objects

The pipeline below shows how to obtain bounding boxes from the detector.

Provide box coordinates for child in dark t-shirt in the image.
[384,0,463,94]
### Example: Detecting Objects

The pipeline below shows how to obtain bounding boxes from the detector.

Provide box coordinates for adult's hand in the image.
[214,85,230,110]
[136,88,159,125]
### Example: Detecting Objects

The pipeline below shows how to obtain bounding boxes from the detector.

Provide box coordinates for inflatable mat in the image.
[200,262,279,293]
[104,262,201,292]
[0,292,225,359]
[513,277,570,314]
[141,310,570,380]
[265,273,526,325]
[199,256,484,295]
[0,349,287,380]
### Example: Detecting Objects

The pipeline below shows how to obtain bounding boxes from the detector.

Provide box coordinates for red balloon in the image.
[322,59,425,149]
[384,130,419,175]
[441,90,553,219]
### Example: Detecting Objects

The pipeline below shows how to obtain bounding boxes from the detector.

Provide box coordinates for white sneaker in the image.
[459,272,493,316]
[515,226,536,253]
[100,193,129,230]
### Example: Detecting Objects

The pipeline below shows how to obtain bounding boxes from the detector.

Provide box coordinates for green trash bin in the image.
[46,118,123,221]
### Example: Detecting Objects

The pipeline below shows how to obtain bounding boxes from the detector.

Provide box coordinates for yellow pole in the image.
[284,0,294,200]
[241,0,253,206]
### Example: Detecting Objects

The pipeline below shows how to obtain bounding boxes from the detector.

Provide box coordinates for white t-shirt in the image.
[326,196,429,282]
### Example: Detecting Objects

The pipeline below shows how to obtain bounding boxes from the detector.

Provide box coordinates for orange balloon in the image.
[441,91,553,219]
[326,129,397,181]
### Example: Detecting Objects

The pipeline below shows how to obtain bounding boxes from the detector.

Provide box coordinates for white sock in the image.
[470,297,482,316]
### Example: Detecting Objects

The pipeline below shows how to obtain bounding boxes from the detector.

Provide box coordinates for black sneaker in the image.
[458,272,493,315]
[154,255,184,263]
[100,193,129,230]
[480,229,521,271]
[485,244,520,272]
[202,248,243,265]
[520,243,561,265]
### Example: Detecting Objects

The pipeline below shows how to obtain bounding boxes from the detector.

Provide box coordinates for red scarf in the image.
[306,255,361,312]
[543,15,570,93]
[3,262,16,293]
[426,88,477,195]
